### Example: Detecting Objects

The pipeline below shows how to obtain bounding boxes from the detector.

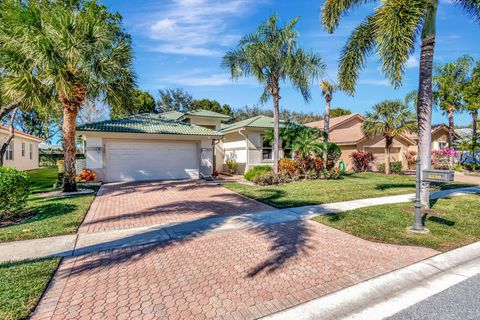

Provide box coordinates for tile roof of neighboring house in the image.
[158,109,230,121]
[456,128,480,142]
[76,113,223,137]
[0,125,45,142]
[221,115,282,133]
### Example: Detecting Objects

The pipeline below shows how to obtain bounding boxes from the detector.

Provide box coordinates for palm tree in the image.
[321,0,480,207]
[464,61,480,164]
[292,128,324,159]
[0,0,135,191]
[362,100,417,175]
[320,80,336,168]
[433,55,473,147]
[222,14,325,173]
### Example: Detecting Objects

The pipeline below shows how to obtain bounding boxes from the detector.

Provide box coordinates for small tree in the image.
[362,100,417,175]
[463,61,480,164]
[223,14,325,173]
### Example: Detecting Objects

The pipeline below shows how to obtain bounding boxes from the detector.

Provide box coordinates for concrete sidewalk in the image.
[2,185,479,263]
[262,240,480,320]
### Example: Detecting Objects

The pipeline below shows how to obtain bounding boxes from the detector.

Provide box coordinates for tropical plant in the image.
[223,14,325,173]
[350,151,375,173]
[0,0,135,191]
[291,129,324,159]
[0,167,30,220]
[320,80,337,168]
[463,61,480,164]
[244,165,273,181]
[320,0,480,206]
[433,55,474,147]
[362,100,417,175]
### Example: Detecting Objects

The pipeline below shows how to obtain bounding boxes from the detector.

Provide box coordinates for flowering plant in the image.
[76,169,97,182]
[432,148,460,170]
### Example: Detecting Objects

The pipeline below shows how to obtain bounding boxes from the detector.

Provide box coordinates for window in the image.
[5,140,14,161]
[438,142,447,150]
[282,140,292,158]
[21,142,26,157]
[29,143,33,160]
[261,136,273,160]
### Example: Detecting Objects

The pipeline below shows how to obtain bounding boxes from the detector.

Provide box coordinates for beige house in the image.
[306,114,453,171]
[1,125,44,170]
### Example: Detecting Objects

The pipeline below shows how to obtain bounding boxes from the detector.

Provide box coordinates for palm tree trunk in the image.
[472,109,478,165]
[272,82,280,174]
[0,108,18,167]
[385,139,391,175]
[447,105,455,148]
[323,98,331,169]
[62,106,78,192]
[417,0,438,209]
[0,101,20,122]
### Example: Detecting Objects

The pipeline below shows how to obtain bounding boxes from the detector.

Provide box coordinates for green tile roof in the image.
[158,109,230,121]
[221,115,283,133]
[77,113,223,137]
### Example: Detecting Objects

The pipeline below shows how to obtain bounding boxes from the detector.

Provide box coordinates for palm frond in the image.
[338,15,376,95]
[321,0,376,33]
[454,0,480,22]
[374,0,429,88]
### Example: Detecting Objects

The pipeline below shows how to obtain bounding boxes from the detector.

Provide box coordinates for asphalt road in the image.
[387,273,480,320]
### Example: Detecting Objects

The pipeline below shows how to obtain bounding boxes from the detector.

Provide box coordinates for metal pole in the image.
[412,159,424,231]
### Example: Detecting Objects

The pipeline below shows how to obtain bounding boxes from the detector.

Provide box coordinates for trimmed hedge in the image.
[378,161,402,174]
[0,167,31,220]
[244,165,272,181]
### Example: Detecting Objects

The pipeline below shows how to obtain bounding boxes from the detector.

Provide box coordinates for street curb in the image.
[262,241,480,320]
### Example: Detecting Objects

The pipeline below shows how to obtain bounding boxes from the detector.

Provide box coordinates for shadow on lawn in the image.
[375,183,415,191]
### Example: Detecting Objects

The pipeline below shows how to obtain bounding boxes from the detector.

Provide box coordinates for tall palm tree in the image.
[0,0,135,191]
[464,61,480,164]
[321,0,480,207]
[362,100,417,175]
[222,14,325,173]
[433,55,473,147]
[320,79,336,169]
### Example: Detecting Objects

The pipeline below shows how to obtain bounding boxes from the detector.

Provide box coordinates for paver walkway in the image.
[26,181,453,320]
[32,220,436,320]
[79,180,272,233]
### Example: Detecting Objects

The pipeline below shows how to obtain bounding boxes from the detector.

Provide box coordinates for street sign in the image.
[423,169,455,183]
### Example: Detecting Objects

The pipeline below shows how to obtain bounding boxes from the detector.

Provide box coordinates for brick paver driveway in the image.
[32,181,438,320]
[79,181,272,233]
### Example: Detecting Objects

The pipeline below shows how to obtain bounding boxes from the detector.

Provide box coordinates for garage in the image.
[106,141,199,182]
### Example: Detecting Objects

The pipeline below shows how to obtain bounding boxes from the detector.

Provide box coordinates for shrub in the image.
[278,158,299,175]
[252,172,280,186]
[405,151,417,169]
[0,167,31,220]
[321,167,343,180]
[244,165,272,181]
[225,158,238,174]
[377,161,402,174]
[76,169,97,182]
[326,143,342,170]
[432,148,460,170]
[298,157,323,173]
[350,151,374,172]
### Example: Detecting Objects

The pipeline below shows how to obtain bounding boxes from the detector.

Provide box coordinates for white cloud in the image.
[145,0,259,56]
[358,79,390,86]
[158,68,257,86]
[406,56,419,68]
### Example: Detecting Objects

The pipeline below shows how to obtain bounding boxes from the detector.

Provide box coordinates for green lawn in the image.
[26,166,58,194]
[225,173,418,208]
[314,195,480,251]
[0,258,60,320]
[1,167,96,242]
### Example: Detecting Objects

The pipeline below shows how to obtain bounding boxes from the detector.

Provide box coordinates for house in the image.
[77,111,283,182]
[217,115,286,173]
[0,125,44,170]
[306,114,454,171]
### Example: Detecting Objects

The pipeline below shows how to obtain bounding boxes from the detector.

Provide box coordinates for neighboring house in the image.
[77,111,223,182]
[0,125,44,170]
[306,114,454,171]
[77,111,283,182]
[217,115,285,173]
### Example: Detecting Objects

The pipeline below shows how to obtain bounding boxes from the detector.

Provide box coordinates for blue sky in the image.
[103,0,480,126]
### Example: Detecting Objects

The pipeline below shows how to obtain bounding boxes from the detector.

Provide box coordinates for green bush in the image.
[321,167,343,180]
[377,161,402,174]
[244,165,272,181]
[0,167,31,220]
[252,172,280,186]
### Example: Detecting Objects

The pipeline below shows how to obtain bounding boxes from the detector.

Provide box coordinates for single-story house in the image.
[77,110,285,182]
[306,114,454,171]
[0,125,44,170]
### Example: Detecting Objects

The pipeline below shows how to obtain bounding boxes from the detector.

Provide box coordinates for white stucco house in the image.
[1,125,44,170]
[77,110,282,182]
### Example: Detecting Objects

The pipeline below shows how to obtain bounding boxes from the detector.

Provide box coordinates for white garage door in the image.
[106,141,199,182]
